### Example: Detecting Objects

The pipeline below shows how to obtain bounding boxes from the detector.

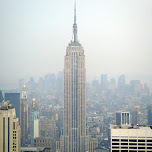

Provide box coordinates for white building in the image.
[110,125,152,152]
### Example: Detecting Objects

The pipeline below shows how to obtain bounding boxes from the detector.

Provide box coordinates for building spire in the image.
[72,1,78,43]
[74,1,76,24]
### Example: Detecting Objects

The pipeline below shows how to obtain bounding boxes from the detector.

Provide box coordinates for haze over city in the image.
[1,0,152,87]
[1,1,152,152]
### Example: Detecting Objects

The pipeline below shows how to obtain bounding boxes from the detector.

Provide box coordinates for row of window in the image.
[112,139,152,142]
[112,147,152,149]
[112,150,150,152]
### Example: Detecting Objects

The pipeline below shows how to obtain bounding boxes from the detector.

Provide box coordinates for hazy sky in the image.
[0,0,152,85]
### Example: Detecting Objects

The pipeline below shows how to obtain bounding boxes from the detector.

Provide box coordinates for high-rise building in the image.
[101,74,108,90]
[117,75,126,89]
[148,104,152,125]
[132,106,144,125]
[60,4,89,152]
[110,124,152,152]
[5,93,20,124]
[116,112,130,125]
[28,98,40,140]
[20,85,28,146]
[0,100,21,152]
[0,90,3,103]
[30,98,40,144]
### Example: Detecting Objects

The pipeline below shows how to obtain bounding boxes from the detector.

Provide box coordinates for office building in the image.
[5,93,20,124]
[34,137,55,152]
[118,75,126,89]
[101,74,108,90]
[132,106,144,125]
[30,98,40,144]
[116,112,130,125]
[148,104,152,125]
[60,4,89,152]
[110,125,152,152]
[0,90,3,102]
[20,85,28,146]
[0,100,21,152]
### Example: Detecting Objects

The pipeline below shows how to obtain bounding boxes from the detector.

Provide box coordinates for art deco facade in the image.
[60,5,89,152]
[0,100,21,152]
[20,85,28,146]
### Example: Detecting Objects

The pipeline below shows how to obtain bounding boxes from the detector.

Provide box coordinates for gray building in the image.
[20,85,28,146]
[148,104,152,125]
[132,106,144,125]
[60,5,89,152]
[0,90,3,102]
[116,112,130,125]
[5,93,20,124]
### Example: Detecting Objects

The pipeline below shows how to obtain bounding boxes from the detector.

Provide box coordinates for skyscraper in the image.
[60,4,89,152]
[100,74,108,90]
[20,85,28,146]
[116,112,130,125]
[148,104,152,125]
[132,106,144,125]
[0,90,3,103]
[5,93,20,124]
[118,74,126,89]
[0,100,21,152]
[30,98,40,144]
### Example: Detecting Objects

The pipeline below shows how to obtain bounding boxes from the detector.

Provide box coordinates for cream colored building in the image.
[0,100,21,152]
[110,125,152,152]
[60,5,89,152]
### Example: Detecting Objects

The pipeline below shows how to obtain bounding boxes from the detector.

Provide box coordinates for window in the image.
[129,139,137,142]
[13,122,15,130]
[112,139,119,141]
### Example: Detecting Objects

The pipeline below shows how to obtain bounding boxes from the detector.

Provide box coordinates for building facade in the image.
[31,110,40,144]
[116,112,130,126]
[132,106,144,125]
[34,137,55,152]
[110,125,152,152]
[0,100,21,152]
[60,5,89,152]
[148,104,152,125]
[0,90,3,103]
[20,85,28,146]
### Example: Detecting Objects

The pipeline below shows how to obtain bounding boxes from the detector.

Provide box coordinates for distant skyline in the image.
[1,0,152,86]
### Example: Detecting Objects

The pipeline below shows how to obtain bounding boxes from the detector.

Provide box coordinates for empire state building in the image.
[60,4,89,152]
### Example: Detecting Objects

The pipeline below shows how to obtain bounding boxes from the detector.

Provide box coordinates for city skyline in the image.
[0,1,152,151]
[1,0,152,85]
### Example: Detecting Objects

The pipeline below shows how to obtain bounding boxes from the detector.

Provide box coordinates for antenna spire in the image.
[72,1,78,43]
[74,1,76,24]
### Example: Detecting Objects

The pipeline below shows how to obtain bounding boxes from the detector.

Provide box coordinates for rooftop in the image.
[0,100,13,110]
[111,124,152,130]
